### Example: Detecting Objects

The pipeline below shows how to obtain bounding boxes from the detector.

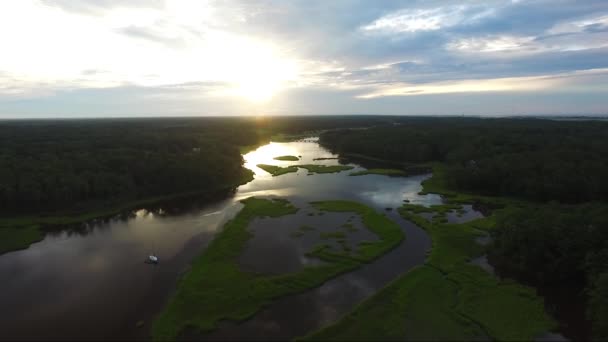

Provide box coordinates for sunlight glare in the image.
[243,143,299,175]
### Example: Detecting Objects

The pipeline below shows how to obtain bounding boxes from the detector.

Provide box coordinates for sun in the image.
[237,77,280,103]
[227,41,298,103]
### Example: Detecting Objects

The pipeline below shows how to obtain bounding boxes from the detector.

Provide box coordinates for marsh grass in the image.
[152,198,404,341]
[0,225,43,254]
[303,202,555,341]
[298,164,354,174]
[256,164,299,176]
[273,155,300,161]
[256,164,353,176]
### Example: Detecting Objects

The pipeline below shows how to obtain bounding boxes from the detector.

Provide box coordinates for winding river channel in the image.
[0,138,487,340]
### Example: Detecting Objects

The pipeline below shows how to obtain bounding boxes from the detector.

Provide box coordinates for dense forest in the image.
[319,118,608,339]
[320,118,608,203]
[0,116,393,215]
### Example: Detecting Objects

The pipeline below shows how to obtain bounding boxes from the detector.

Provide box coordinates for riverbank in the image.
[256,164,354,177]
[0,168,254,255]
[151,198,405,341]
[303,186,557,341]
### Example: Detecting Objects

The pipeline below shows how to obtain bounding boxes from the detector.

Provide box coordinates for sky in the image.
[1,0,608,118]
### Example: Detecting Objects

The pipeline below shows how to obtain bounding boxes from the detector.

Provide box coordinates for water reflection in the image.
[0,137,441,341]
[240,211,373,274]
[199,213,431,341]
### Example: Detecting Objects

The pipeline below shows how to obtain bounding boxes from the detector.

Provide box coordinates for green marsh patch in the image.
[0,225,44,254]
[305,203,555,341]
[256,164,354,177]
[298,164,354,174]
[273,155,300,161]
[152,198,404,341]
[256,164,299,176]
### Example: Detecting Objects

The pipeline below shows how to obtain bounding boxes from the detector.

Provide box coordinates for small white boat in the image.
[148,255,159,264]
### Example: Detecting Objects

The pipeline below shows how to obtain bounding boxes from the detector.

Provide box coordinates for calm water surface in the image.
[0,138,448,340]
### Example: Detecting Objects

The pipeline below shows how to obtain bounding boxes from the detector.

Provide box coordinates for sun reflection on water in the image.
[243,142,301,175]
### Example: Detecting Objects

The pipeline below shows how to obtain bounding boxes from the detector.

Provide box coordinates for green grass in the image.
[297,164,354,174]
[0,225,44,254]
[152,198,405,341]
[311,200,404,261]
[299,225,316,232]
[312,157,339,161]
[348,168,407,177]
[273,155,300,161]
[304,203,555,341]
[256,164,299,176]
[257,164,354,176]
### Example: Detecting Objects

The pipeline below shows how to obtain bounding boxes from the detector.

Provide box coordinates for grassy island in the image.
[297,164,354,174]
[256,164,299,176]
[256,164,354,176]
[303,180,555,341]
[152,198,404,341]
[273,155,300,161]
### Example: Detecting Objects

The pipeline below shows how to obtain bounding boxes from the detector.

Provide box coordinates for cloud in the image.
[1,0,607,117]
[42,0,163,15]
[360,4,496,34]
[355,68,608,99]
[447,35,538,53]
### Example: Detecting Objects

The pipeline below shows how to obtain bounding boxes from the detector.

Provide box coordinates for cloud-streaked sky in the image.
[1,0,607,117]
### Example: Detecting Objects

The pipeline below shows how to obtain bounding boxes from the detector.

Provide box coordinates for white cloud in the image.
[548,14,608,34]
[447,35,538,53]
[361,5,495,34]
[0,0,301,102]
[447,31,608,55]
[355,68,608,98]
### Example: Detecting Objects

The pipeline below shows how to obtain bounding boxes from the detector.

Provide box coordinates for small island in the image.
[257,164,299,176]
[257,164,354,176]
[313,157,339,161]
[298,164,354,174]
[273,155,300,161]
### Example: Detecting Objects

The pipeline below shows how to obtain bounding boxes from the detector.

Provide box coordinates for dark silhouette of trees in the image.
[319,118,608,339]
[0,118,258,214]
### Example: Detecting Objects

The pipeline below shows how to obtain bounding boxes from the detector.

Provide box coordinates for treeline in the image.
[0,115,398,216]
[0,118,259,214]
[490,204,608,339]
[319,118,608,339]
[320,118,608,203]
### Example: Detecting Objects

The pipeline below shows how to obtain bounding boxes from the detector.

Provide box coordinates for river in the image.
[0,137,462,340]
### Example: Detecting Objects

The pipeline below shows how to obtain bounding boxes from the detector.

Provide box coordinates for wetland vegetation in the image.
[256,163,354,176]
[319,118,608,340]
[3,116,608,341]
[152,198,404,340]
[306,200,554,341]
[273,155,300,161]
